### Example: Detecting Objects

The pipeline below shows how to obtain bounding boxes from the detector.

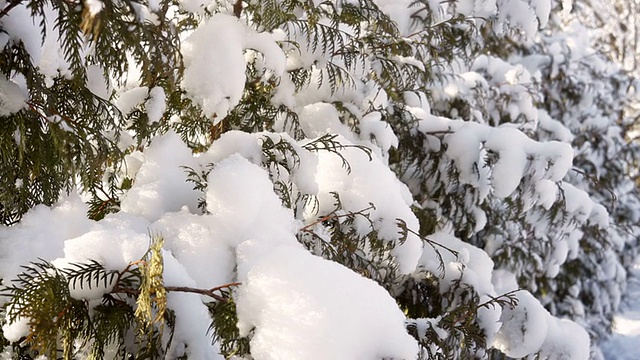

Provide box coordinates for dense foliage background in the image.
[1,0,639,358]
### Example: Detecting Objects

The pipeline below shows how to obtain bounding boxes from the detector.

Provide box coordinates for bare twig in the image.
[111,261,241,303]
[299,204,376,233]
[165,282,241,302]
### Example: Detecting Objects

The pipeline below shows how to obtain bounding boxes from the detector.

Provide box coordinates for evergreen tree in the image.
[0,0,637,359]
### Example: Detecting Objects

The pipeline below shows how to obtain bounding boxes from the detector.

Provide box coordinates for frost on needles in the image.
[1,0,639,359]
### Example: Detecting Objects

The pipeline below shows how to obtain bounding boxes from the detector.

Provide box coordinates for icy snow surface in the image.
[601,258,640,360]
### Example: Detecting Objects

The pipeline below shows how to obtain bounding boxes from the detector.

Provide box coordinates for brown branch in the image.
[423,130,454,135]
[26,100,82,128]
[164,283,239,302]
[110,260,145,294]
[91,197,117,217]
[210,282,242,292]
[299,204,376,233]
[112,286,229,301]
[111,261,241,303]
[26,101,49,122]
[233,0,242,18]
[299,213,341,233]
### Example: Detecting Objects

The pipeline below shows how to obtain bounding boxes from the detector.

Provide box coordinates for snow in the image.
[420,232,495,295]
[0,193,94,282]
[181,14,285,121]
[202,130,422,274]
[1,0,638,358]
[0,75,26,116]
[162,250,223,359]
[492,269,591,359]
[496,0,542,37]
[601,261,640,360]
[120,131,201,221]
[235,245,419,360]
[116,86,149,115]
[493,291,548,358]
[151,211,235,290]
[84,0,104,16]
[1,141,425,358]
[0,3,45,65]
[358,112,399,154]
[1,312,29,343]
[298,103,356,142]
[245,32,287,78]
[181,14,248,120]
[86,64,110,100]
[312,137,423,274]
[146,86,167,124]
[440,120,573,199]
[561,183,595,223]
[203,153,300,261]
[539,316,591,360]
[178,0,208,13]
[418,232,502,340]
[0,2,72,87]
[123,151,144,178]
[55,228,149,273]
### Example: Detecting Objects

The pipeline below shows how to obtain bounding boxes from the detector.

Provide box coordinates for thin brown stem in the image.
[111,261,241,303]
[165,282,242,302]
[164,286,227,302]
[299,204,376,233]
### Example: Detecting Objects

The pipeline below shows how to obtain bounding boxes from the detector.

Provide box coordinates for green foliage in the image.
[0,52,123,224]
[183,163,214,214]
[399,270,519,359]
[477,21,640,347]
[2,261,89,358]
[224,62,283,134]
[302,134,373,172]
[2,0,638,358]
[207,293,251,358]
[0,233,242,358]
[0,0,185,224]
[298,195,403,288]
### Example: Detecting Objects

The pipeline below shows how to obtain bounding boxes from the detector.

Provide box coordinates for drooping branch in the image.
[0,0,23,20]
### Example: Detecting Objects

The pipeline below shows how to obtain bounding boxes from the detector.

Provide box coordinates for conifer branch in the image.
[403,225,460,259]
[299,203,376,233]
[0,0,23,19]
[110,260,240,303]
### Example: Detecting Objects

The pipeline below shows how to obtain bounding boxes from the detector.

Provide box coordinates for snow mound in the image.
[235,245,419,360]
